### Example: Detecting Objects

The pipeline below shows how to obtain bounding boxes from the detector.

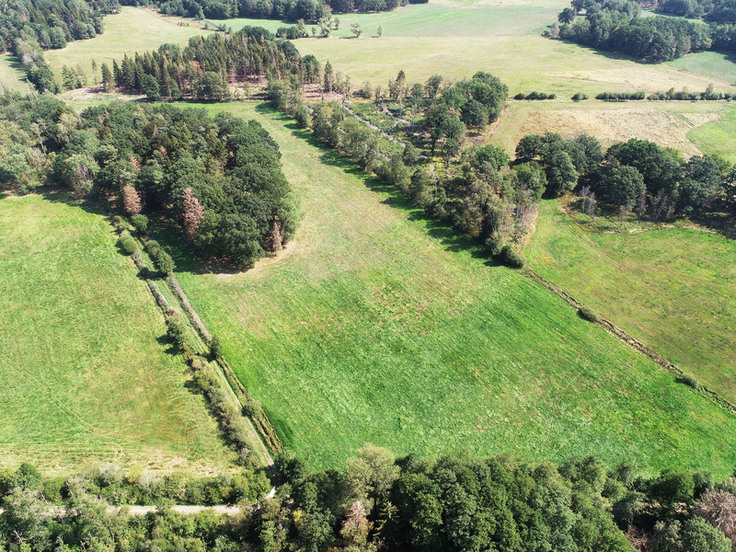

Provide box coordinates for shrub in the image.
[166,314,188,351]
[681,374,701,390]
[485,234,504,257]
[294,105,311,128]
[572,92,588,101]
[578,306,600,323]
[210,336,223,359]
[130,214,149,234]
[118,235,138,256]
[242,399,263,419]
[498,245,525,269]
[153,250,175,275]
[145,240,161,257]
[112,215,128,233]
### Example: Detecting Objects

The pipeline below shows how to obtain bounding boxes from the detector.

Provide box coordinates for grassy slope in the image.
[0,54,31,94]
[525,199,736,403]
[0,193,234,474]
[168,101,736,475]
[688,103,736,163]
[45,7,212,83]
[667,51,736,83]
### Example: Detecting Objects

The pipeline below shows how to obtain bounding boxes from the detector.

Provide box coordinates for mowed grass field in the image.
[525,199,736,404]
[689,103,736,163]
[45,7,211,83]
[0,193,233,474]
[165,101,736,475]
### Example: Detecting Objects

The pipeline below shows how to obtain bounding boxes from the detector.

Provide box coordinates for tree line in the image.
[4,448,736,551]
[554,0,736,62]
[656,0,736,24]
[0,94,296,268]
[127,0,417,22]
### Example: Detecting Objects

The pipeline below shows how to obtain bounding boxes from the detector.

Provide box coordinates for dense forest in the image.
[555,0,736,61]
[107,26,320,99]
[0,94,295,267]
[3,449,736,551]
[656,0,736,23]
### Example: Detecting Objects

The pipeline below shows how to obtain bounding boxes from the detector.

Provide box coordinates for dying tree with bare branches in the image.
[181,187,204,238]
[696,490,736,544]
[121,185,142,215]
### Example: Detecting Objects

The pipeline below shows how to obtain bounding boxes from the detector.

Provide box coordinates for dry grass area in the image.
[490,100,727,155]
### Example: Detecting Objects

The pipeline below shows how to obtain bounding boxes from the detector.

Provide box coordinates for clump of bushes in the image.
[497,245,525,269]
[130,214,149,234]
[514,91,557,100]
[165,313,188,352]
[681,374,701,390]
[117,235,138,256]
[112,215,128,233]
[572,92,589,101]
[595,91,646,102]
[210,336,223,359]
[578,306,601,323]
[145,240,176,275]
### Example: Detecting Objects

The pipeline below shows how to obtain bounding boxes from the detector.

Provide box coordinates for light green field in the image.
[162,101,736,475]
[667,51,736,84]
[525,199,736,404]
[215,0,567,38]
[0,193,234,474]
[45,7,211,83]
[689,103,736,163]
[0,54,31,94]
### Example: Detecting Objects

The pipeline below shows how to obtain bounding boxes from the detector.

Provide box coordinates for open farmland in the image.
[526,199,736,404]
[688,103,736,163]
[159,101,736,476]
[45,7,211,83]
[667,51,736,83]
[489,100,727,157]
[0,193,233,474]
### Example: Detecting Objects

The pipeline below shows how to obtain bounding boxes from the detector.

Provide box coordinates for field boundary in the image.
[127,231,278,466]
[523,267,736,417]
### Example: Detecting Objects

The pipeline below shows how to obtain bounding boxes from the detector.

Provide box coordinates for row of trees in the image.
[517,132,734,218]
[106,27,321,100]
[555,0,736,62]
[127,0,414,22]
[1,94,296,268]
[4,449,736,551]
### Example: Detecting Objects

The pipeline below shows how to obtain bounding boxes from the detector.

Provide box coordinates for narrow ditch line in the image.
[523,267,736,417]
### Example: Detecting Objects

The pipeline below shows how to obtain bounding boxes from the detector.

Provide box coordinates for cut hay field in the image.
[525,199,736,404]
[45,7,211,83]
[0,193,233,474]
[166,101,736,475]
[489,100,727,157]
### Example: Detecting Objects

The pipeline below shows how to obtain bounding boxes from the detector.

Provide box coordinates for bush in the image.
[578,306,600,323]
[498,245,525,269]
[210,336,223,359]
[166,314,188,351]
[130,214,149,234]
[112,215,128,233]
[572,92,588,101]
[681,374,701,390]
[118,235,138,256]
[294,105,311,128]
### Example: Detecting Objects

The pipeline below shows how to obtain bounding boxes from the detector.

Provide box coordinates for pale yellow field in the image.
[489,100,729,156]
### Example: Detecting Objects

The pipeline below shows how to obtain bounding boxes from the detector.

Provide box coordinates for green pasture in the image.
[45,7,212,83]
[689,103,736,164]
[0,54,31,94]
[0,193,233,474]
[165,101,736,475]
[526,199,736,404]
[667,51,736,83]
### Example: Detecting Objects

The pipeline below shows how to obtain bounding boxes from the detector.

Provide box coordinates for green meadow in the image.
[158,101,736,475]
[0,193,233,474]
[526,199,736,404]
